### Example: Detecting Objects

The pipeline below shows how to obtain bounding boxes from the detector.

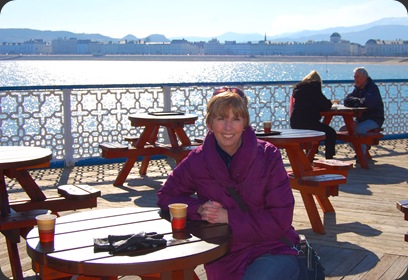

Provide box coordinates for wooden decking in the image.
[1,139,407,279]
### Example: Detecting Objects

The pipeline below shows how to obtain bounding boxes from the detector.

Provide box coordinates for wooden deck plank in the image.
[0,139,407,279]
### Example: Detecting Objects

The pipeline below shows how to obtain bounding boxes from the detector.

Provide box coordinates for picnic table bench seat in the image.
[0,208,49,234]
[336,128,384,161]
[99,142,166,159]
[9,184,100,214]
[336,129,384,145]
[159,142,202,164]
[289,173,346,198]
[313,159,353,176]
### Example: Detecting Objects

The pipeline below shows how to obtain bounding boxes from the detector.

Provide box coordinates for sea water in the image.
[1,60,408,87]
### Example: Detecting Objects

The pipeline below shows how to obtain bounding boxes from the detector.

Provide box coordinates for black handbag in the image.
[295,234,326,280]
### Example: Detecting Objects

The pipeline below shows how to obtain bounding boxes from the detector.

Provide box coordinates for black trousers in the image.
[291,122,336,159]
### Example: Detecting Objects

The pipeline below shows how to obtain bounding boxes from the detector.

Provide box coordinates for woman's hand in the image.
[198,201,228,224]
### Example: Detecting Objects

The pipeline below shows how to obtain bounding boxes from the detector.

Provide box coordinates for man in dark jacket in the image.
[290,70,336,159]
[343,67,385,158]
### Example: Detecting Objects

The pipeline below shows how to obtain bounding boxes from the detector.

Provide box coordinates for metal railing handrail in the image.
[1,79,407,167]
[1,79,407,91]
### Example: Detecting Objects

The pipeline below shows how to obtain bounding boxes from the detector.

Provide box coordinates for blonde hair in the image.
[302,70,322,83]
[206,91,250,128]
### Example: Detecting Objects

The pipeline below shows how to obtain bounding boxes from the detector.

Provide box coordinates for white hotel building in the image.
[1,33,407,57]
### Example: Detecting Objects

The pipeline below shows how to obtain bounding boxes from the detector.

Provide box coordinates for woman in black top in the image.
[290,70,336,159]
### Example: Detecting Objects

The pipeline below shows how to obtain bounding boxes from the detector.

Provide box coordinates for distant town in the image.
[1,32,407,57]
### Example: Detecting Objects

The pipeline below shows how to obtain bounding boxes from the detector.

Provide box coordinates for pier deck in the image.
[1,139,407,279]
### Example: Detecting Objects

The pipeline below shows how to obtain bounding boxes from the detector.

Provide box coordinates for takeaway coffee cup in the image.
[263,121,272,133]
[168,203,188,231]
[36,214,57,243]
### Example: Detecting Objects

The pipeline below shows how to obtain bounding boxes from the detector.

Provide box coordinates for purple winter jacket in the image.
[157,127,299,280]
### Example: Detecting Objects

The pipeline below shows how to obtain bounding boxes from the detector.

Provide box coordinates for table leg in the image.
[113,157,138,187]
[15,169,47,201]
[0,172,10,217]
[173,127,192,146]
[300,191,325,234]
[139,155,151,176]
[353,141,368,168]
[135,126,160,175]
[5,230,24,280]
[315,196,335,213]
[306,143,320,162]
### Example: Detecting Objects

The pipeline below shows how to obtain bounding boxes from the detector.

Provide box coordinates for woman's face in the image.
[208,109,245,156]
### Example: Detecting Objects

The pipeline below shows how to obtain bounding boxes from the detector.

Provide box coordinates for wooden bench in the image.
[99,142,129,158]
[290,173,346,197]
[124,136,140,147]
[396,199,408,242]
[1,208,50,280]
[163,143,201,164]
[289,173,347,234]
[336,130,384,145]
[313,159,353,176]
[336,128,383,155]
[9,184,100,213]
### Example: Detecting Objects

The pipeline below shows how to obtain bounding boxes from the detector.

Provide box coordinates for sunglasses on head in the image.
[212,86,246,99]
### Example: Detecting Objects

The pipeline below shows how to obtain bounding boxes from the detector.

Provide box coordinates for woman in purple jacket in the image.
[157,87,300,280]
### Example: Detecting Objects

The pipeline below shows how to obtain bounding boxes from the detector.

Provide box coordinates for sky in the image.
[0,0,407,39]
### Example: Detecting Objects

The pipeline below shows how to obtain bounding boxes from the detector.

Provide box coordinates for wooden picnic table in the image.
[0,146,100,280]
[0,146,52,280]
[109,112,198,186]
[257,129,346,234]
[319,106,373,168]
[26,207,231,280]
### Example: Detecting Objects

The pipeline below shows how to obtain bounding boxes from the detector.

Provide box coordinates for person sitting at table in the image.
[342,67,385,160]
[290,70,336,159]
[157,87,300,280]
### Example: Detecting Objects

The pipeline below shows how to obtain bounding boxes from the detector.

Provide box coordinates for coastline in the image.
[1,54,407,64]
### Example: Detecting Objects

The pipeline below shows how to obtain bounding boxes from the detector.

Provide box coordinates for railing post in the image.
[163,86,172,111]
[161,86,172,144]
[62,89,75,167]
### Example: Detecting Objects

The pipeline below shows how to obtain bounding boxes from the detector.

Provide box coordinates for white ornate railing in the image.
[1,80,407,166]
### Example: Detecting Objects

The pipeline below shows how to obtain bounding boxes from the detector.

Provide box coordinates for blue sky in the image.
[0,0,407,39]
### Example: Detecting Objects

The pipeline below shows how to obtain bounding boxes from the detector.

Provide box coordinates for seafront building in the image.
[1,32,407,57]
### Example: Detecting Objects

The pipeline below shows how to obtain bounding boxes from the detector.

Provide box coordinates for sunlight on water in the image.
[1,60,408,86]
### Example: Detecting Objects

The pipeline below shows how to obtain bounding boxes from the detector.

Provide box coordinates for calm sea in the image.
[1,60,408,86]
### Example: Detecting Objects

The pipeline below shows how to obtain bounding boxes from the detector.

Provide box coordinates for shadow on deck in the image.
[1,139,408,279]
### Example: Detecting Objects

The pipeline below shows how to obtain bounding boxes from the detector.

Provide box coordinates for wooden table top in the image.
[328,105,367,112]
[0,146,52,170]
[128,113,198,126]
[256,129,325,145]
[321,106,367,117]
[26,207,231,277]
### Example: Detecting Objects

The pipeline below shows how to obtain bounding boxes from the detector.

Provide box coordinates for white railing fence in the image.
[1,80,407,166]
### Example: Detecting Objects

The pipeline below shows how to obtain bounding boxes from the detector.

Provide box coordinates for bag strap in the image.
[227,187,248,212]
[227,186,301,252]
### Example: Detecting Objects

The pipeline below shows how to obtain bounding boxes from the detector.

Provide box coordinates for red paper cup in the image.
[36,214,57,243]
[263,121,272,133]
[169,203,188,231]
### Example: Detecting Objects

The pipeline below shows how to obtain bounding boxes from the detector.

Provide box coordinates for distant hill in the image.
[178,17,408,45]
[0,28,119,43]
[0,17,407,45]
[266,17,408,44]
